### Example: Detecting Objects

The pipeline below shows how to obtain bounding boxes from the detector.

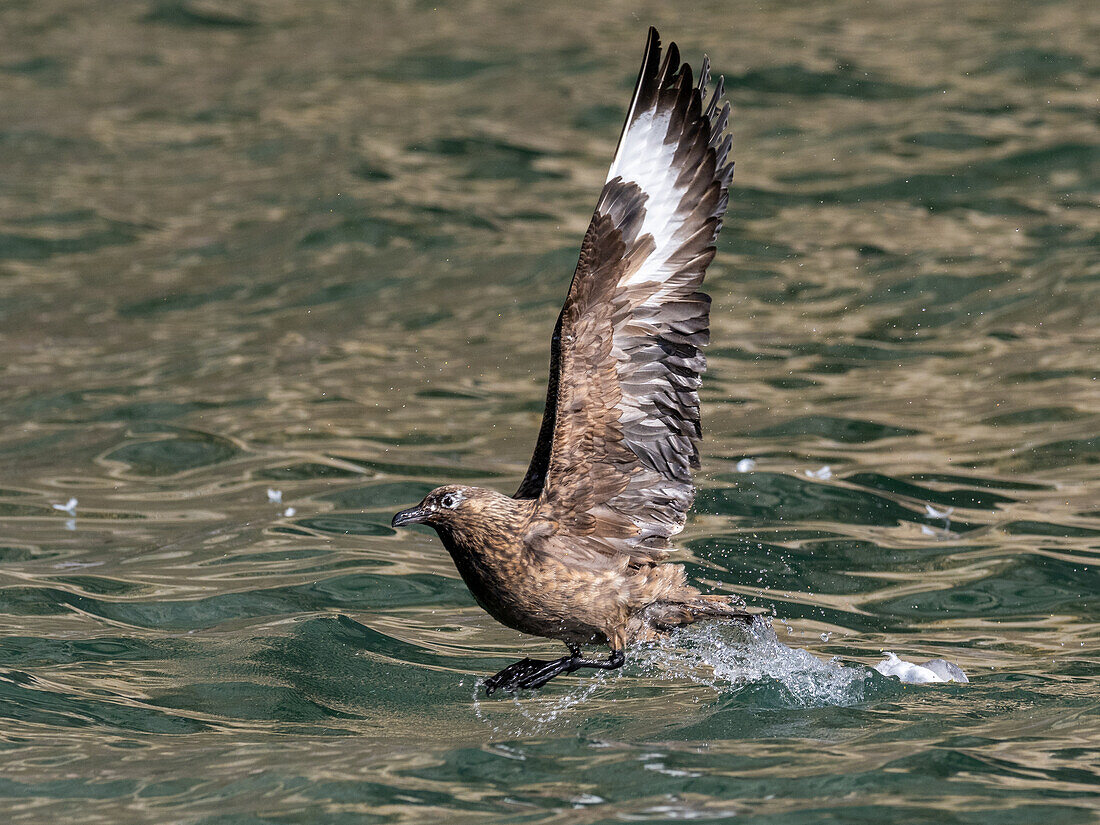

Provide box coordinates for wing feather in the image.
[518,27,734,564]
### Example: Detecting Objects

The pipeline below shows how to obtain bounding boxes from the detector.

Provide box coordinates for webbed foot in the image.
[482,649,625,695]
[483,657,555,695]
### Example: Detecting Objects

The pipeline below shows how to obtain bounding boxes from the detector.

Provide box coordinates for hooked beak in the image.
[391,505,429,528]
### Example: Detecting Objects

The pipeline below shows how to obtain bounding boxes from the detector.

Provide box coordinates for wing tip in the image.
[611,26,734,194]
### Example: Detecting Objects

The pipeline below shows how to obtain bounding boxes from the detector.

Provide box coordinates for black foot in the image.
[483,649,625,696]
[483,657,555,696]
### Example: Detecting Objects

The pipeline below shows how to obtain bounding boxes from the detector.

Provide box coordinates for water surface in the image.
[1,1,1098,822]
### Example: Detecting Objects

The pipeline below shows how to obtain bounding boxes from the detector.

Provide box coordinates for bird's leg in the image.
[515,647,626,690]
[483,648,625,695]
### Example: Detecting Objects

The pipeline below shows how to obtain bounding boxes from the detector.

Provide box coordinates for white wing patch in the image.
[606,110,685,289]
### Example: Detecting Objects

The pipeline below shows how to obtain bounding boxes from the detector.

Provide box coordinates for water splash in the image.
[473,618,872,733]
[635,618,872,707]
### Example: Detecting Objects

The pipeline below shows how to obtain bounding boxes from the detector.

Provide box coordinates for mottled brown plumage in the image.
[392,28,755,693]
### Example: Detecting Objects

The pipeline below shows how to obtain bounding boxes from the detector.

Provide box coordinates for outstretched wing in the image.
[516,27,734,563]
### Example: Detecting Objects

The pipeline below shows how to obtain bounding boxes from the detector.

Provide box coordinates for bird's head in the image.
[391,484,482,530]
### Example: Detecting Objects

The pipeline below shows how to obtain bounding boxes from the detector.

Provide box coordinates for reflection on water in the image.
[1,0,1098,822]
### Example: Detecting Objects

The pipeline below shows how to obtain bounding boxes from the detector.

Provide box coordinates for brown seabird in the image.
[392,27,753,694]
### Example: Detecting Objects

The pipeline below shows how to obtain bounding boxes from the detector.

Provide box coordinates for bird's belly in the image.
[448,550,611,645]
[473,585,607,645]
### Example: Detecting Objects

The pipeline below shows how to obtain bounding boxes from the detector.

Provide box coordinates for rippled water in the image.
[1,1,1098,822]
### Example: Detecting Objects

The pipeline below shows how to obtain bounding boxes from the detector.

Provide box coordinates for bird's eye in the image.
[440,494,458,509]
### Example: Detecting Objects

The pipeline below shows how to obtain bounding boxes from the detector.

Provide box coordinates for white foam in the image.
[874,652,968,684]
[874,652,945,683]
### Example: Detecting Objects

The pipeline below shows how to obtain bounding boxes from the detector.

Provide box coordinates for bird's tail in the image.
[644,593,757,632]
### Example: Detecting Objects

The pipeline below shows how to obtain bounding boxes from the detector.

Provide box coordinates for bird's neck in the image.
[436,496,537,561]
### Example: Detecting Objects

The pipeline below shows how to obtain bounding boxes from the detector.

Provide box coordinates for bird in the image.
[391,27,755,695]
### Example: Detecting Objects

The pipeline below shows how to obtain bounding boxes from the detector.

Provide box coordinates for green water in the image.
[1,2,1098,822]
